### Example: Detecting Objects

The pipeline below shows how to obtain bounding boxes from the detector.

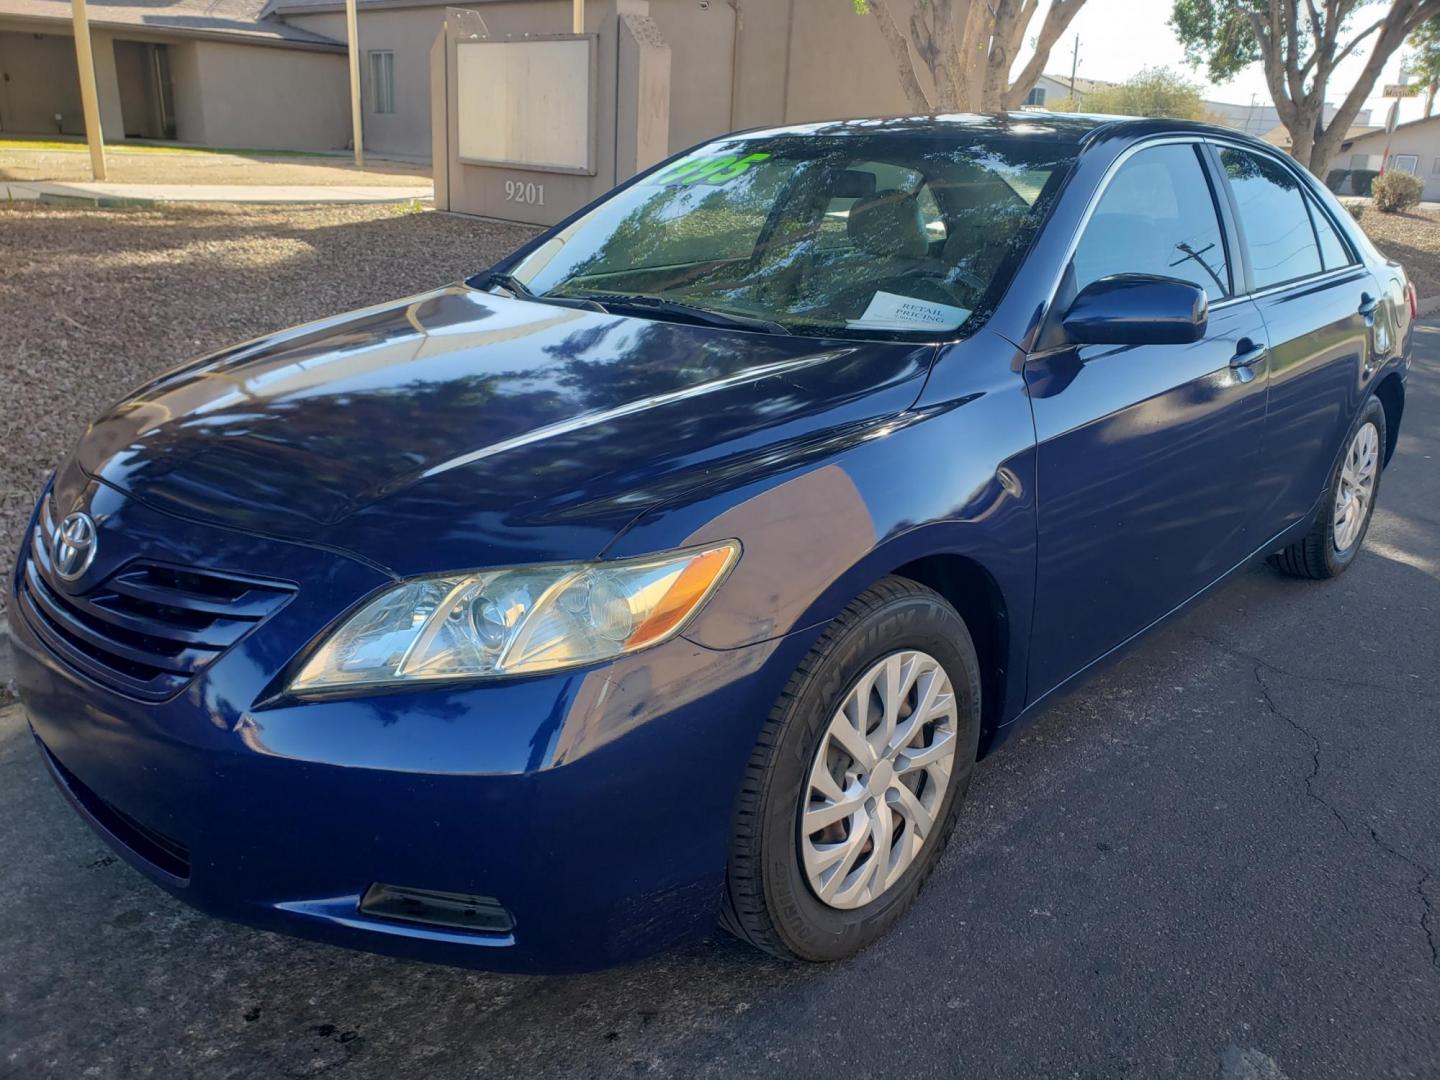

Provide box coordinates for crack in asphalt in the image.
[1252,665,1354,839]
[1244,662,1440,978]
[1366,825,1440,975]
[1192,630,1440,701]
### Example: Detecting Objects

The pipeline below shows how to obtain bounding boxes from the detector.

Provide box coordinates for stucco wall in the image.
[0,28,83,135]
[288,7,440,158]
[287,0,925,161]
[1343,123,1440,201]
[651,0,734,151]
[167,39,206,143]
[187,39,348,151]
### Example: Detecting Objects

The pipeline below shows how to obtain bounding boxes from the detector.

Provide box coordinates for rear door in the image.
[1024,140,1271,698]
[1209,143,1379,536]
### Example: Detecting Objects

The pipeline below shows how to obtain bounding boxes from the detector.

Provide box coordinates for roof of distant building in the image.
[0,0,343,48]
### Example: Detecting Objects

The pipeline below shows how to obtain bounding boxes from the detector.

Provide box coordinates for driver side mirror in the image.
[1062,274,1208,346]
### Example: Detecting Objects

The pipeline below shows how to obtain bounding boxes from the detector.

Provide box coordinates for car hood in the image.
[68,286,932,576]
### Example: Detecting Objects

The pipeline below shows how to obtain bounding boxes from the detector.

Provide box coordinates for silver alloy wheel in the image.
[1334,421,1380,553]
[800,650,959,910]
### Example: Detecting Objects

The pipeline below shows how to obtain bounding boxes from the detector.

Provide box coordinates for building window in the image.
[1024,86,1047,107]
[369,50,395,114]
[1390,153,1419,175]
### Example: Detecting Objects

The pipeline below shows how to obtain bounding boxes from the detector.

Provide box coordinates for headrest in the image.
[847,191,930,259]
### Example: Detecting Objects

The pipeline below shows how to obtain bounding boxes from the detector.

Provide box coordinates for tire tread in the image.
[719,576,965,960]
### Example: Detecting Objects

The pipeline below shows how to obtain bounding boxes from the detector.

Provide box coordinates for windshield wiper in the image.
[568,292,791,336]
[486,272,608,313]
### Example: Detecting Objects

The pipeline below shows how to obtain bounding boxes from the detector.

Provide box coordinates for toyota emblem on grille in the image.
[53,511,99,581]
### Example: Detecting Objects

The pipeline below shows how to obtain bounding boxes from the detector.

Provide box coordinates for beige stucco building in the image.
[0,0,351,149]
[1338,114,1440,200]
[3,0,990,159]
[2,0,1374,169]
[1,0,1167,162]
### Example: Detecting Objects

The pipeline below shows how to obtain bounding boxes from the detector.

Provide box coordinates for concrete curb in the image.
[1418,294,1440,317]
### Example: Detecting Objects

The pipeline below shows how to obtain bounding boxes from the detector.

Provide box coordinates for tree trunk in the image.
[1309,2,1429,178]
[1004,0,1085,109]
[1427,81,1437,118]
[863,0,1086,116]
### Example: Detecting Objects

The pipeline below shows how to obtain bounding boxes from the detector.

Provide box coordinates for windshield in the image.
[504,125,1079,340]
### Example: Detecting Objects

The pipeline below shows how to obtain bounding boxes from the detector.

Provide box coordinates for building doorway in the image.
[114,41,176,140]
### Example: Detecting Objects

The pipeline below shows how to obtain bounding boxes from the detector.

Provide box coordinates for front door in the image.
[1024,141,1271,698]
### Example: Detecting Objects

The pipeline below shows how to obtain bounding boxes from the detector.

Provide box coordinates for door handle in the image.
[1229,340,1268,369]
[1359,293,1380,321]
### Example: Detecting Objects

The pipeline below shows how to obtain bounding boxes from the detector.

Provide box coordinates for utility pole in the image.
[1068,36,1080,102]
[69,0,107,180]
[346,0,363,169]
[573,0,584,33]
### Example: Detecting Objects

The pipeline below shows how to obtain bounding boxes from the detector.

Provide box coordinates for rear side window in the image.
[1220,148,1323,289]
[1308,197,1354,271]
[1072,143,1231,302]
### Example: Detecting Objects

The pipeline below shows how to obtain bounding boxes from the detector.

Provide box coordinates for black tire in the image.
[720,576,982,962]
[1270,395,1387,580]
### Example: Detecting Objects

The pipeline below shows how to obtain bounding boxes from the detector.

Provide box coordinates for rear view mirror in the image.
[832,170,878,199]
[1062,274,1208,346]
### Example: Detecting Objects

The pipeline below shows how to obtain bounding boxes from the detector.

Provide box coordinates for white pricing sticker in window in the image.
[847,291,971,331]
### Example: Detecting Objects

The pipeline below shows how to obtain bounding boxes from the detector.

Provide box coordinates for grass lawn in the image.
[0,137,429,186]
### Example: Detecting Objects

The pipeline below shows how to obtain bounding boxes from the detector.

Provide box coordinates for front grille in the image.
[18,494,294,701]
[39,737,191,881]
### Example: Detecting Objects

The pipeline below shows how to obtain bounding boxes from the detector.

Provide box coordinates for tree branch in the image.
[1004,0,1085,109]
[864,0,934,113]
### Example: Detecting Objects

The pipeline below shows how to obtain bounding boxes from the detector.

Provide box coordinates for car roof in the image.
[725,112,1274,154]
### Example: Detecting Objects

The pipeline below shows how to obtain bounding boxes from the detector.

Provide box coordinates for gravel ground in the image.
[0,147,431,187]
[0,203,539,618]
[1354,205,1440,299]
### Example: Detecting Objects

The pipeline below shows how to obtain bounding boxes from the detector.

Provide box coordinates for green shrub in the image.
[1324,168,1350,193]
[1372,170,1424,213]
[1343,200,1365,223]
[1350,169,1379,197]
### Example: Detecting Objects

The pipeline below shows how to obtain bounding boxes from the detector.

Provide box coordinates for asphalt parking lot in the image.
[2,328,1437,1080]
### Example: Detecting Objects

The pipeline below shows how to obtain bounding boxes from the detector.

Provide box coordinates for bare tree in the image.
[856,0,1089,113]
[1175,0,1440,176]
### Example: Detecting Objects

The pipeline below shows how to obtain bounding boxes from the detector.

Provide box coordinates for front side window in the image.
[506,127,1079,339]
[1221,147,1323,289]
[1071,143,1231,302]
[369,50,395,115]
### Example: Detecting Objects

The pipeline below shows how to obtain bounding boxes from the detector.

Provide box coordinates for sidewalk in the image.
[2,180,432,206]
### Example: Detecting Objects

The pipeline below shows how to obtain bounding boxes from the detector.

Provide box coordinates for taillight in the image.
[1406,280,1418,321]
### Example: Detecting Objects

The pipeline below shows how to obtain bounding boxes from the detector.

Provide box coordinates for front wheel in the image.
[720,577,982,961]
[1270,395,1387,580]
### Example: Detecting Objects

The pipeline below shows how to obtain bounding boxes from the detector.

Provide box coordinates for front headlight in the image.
[288,541,739,694]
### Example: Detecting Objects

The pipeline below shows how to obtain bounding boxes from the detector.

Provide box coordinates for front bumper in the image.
[10,485,815,974]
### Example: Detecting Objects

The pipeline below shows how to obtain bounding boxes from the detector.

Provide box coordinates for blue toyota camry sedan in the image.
[11,114,1411,973]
